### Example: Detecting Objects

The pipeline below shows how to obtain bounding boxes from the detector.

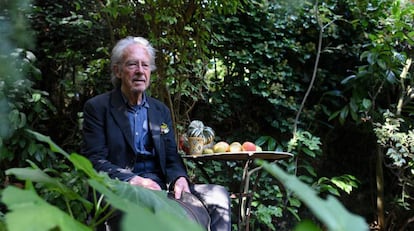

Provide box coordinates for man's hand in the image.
[173,177,190,199]
[129,175,162,191]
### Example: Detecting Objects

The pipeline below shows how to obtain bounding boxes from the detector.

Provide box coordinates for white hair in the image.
[110,36,156,88]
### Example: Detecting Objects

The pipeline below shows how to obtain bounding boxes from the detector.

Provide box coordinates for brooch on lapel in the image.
[160,123,170,135]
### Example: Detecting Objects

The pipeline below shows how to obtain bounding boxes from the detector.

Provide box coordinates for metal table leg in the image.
[238,159,253,231]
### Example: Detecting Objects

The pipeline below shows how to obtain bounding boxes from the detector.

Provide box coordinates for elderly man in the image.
[81,36,231,231]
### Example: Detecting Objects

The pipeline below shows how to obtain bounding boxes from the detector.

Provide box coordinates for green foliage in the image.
[4,0,414,229]
[258,160,369,231]
[0,0,58,182]
[288,131,322,159]
[6,163,92,220]
[0,215,5,231]
[2,187,90,231]
[315,175,360,196]
[374,110,414,209]
[324,1,414,227]
[203,3,367,227]
[293,220,322,231]
[251,133,359,229]
[253,204,282,230]
[1,130,204,231]
[207,0,310,134]
[327,0,414,125]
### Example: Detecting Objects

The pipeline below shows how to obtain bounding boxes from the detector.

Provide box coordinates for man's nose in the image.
[135,63,145,72]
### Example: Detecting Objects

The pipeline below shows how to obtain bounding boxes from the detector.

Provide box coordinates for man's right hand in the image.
[129,175,162,190]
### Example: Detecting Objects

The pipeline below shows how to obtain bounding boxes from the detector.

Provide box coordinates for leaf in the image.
[362,98,371,110]
[5,168,57,185]
[319,184,340,196]
[385,70,396,83]
[88,179,204,231]
[331,178,353,194]
[2,186,91,231]
[377,59,386,69]
[340,75,356,85]
[255,136,270,146]
[302,147,316,157]
[31,92,41,102]
[300,163,317,177]
[9,109,26,129]
[257,160,369,231]
[26,129,69,158]
[89,179,181,215]
[5,167,92,205]
[294,219,322,231]
[69,153,100,179]
[255,136,277,150]
[339,106,349,124]
[328,110,341,121]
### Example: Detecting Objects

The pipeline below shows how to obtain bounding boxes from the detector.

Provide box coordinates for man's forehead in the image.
[123,44,150,60]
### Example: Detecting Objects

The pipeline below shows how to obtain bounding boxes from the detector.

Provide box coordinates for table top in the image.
[182,151,293,161]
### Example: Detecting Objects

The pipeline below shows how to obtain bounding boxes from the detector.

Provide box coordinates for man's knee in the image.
[192,184,230,207]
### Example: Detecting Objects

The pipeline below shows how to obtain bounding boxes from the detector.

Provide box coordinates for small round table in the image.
[183,151,293,231]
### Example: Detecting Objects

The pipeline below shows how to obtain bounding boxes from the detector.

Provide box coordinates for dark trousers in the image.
[99,184,231,231]
[191,184,231,231]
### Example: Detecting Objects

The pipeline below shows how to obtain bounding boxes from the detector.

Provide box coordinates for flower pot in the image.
[188,137,204,155]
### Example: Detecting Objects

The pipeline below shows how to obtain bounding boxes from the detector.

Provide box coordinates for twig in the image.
[293,0,324,135]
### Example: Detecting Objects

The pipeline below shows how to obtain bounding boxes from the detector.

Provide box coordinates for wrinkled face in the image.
[114,44,151,95]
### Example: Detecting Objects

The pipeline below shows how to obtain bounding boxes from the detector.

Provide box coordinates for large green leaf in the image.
[5,167,92,205]
[294,219,322,231]
[69,152,101,179]
[26,130,69,158]
[5,168,57,185]
[7,130,203,230]
[258,160,369,231]
[89,178,182,214]
[2,186,91,231]
[88,179,204,231]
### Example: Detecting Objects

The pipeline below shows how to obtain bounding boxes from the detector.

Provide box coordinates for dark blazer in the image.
[81,88,188,184]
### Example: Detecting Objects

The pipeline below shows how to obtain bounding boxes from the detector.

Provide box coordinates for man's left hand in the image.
[173,177,190,199]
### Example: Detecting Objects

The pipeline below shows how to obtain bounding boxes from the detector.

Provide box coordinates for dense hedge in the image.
[1,0,414,230]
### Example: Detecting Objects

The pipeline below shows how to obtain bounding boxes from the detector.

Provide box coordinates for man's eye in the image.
[124,61,150,70]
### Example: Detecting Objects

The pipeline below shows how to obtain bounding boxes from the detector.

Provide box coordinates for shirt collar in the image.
[122,92,150,109]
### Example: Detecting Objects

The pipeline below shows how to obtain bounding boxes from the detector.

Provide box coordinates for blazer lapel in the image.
[147,98,162,155]
[110,89,135,151]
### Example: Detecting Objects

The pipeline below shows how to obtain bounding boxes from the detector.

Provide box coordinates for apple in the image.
[213,141,230,153]
[229,142,243,152]
[203,148,214,154]
[242,141,256,151]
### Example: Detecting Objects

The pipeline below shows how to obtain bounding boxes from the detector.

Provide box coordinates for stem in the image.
[396,58,412,116]
[293,0,323,135]
[97,0,115,44]
[376,145,385,231]
[65,198,74,218]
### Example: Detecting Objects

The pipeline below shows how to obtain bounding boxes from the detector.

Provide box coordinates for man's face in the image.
[116,44,151,95]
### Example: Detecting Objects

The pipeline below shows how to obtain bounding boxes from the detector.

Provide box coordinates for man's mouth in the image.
[132,77,145,83]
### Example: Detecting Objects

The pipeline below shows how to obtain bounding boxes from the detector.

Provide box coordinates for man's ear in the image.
[113,64,121,78]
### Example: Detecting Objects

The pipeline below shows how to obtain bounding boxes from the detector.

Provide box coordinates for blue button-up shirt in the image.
[123,93,158,175]
[125,94,153,156]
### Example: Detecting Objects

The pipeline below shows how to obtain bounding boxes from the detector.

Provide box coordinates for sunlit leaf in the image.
[258,160,369,231]
[2,187,91,231]
[294,219,322,231]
